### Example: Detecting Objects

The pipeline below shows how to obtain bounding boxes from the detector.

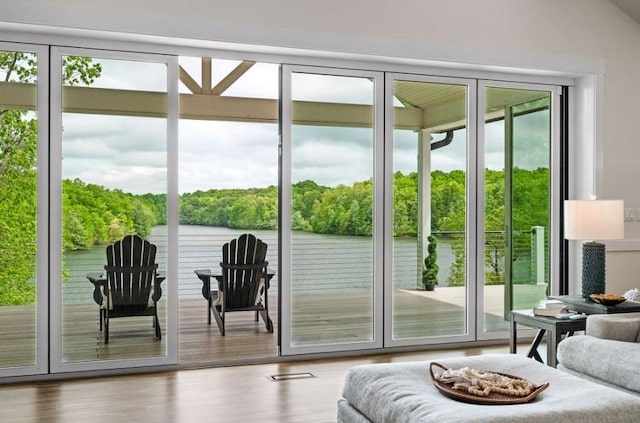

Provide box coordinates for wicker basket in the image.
[429,362,549,405]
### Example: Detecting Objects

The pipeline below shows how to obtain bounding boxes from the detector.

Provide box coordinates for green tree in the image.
[484,169,506,284]
[0,52,101,305]
[61,179,159,251]
[291,180,328,231]
[393,171,418,236]
[179,186,277,230]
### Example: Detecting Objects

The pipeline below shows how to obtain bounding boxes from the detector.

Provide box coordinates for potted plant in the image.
[422,235,439,291]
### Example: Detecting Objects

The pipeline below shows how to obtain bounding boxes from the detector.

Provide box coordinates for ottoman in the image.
[337,354,640,423]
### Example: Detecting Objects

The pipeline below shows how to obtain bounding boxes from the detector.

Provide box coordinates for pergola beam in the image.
[0,81,36,110]
[211,61,256,96]
[178,66,201,94]
[0,82,434,129]
[202,57,212,95]
[62,85,168,117]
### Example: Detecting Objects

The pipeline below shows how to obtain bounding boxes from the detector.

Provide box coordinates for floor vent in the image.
[268,372,316,381]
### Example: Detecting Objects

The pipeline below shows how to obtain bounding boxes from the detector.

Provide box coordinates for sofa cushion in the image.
[340,354,640,423]
[557,334,640,393]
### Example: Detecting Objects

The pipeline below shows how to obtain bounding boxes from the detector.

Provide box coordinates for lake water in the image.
[63,225,456,304]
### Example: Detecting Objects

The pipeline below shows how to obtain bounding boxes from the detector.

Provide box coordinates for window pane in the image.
[60,56,168,362]
[177,57,280,363]
[290,72,375,347]
[0,50,39,368]
[391,80,468,339]
[483,87,552,332]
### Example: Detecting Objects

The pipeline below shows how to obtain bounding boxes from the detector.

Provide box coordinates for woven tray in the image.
[429,362,549,405]
[589,294,626,306]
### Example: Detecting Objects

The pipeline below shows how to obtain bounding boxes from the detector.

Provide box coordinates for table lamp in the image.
[564,198,624,298]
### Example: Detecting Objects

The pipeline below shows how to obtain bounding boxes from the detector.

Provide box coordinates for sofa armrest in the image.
[557,335,640,394]
[586,312,640,342]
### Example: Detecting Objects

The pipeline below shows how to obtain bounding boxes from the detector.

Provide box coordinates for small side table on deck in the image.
[510,309,586,368]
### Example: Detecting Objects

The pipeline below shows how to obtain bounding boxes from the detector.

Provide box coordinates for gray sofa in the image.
[557,312,640,396]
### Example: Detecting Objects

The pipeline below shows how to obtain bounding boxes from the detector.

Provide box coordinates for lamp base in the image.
[581,241,606,298]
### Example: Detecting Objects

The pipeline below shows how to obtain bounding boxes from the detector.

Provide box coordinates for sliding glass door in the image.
[0,43,49,377]
[50,47,179,371]
[479,82,559,337]
[280,66,384,354]
[176,56,280,364]
[384,74,477,346]
[0,42,564,377]
[282,69,561,354]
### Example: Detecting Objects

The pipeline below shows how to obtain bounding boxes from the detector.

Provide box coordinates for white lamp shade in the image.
[564,199,624,241]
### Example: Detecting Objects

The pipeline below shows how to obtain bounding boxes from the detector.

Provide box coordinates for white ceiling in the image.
[609,0,640,24]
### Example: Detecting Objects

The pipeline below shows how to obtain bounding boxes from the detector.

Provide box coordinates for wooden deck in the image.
[1,285,546,368]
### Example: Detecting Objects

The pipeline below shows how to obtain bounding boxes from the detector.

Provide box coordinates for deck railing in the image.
[61,226,549,304]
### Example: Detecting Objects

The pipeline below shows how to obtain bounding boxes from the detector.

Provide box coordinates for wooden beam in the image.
[201,57,212,95]
[212,61,256,96]
[179,66,202,94]
[0,82,37,110]
[1,81,545,132]
[394,107,423,130]
[293,101,373,128]
[180,94,278,123]
[63,86,167,117]
[0,82,427,129]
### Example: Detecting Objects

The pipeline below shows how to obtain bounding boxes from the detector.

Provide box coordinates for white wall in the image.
[0,0,629,72]
[2,0,640,293]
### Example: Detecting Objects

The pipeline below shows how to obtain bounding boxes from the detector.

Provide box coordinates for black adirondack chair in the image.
[210,233,273,336]
[102,235,164,343]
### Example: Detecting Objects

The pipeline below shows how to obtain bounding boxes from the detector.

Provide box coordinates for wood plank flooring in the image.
[0,344,538,423]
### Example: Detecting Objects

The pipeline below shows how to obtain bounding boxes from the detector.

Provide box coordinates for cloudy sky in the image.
[61,57,550,195]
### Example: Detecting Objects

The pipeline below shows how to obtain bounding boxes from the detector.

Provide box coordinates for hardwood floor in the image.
[0,344,535,423]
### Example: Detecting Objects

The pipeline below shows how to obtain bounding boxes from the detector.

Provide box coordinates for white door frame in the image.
[383,72,478,348]
[280,64,385,355]
[49,47,179,372]
[476,80,561,341]
[0,42,50,377]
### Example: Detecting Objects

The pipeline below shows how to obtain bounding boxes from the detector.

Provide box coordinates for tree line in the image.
[62,179,166,252]
[179,168,549,239]
[62,167,549,256]
[1,166,548,305]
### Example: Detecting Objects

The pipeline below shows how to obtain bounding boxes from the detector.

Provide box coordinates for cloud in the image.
[60,56,546,196]
[60,111,507,195]
[91,58,167,92]
[512,110,551,169]
[292,73,374,104]
[179,120,279,192]
[62,113,169,194]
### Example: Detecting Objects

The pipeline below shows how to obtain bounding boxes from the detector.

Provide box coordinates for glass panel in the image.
[290,72,375,347]
[177,57,279,363]
[483,87,552,332]
[60,56,169,362]
[391,80,468,339]
[0,50,39,368]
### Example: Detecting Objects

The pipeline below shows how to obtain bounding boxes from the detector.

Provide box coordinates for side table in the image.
[510,309,586,368]
[549,295,640,314]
